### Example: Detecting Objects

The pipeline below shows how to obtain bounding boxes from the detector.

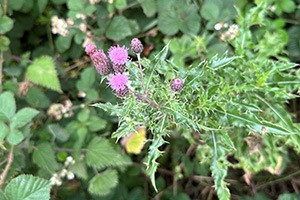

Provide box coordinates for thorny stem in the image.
[132,91,168,109]
[137,53,146,94]
[0,145,14,187]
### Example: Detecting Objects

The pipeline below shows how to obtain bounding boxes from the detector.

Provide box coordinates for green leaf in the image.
[208,54,240,70]
[10,108,39,128]
[112,121,136,140]
[0,36,10,51]
[48,124,70,143]
[85,137,127,170]
[106,16,132,41]
[88,169,118,196]
[32,143,59,173]
[76,67,96,92]
[87,116,107,132]
[26,87,51,108]
[55,34,73,53]
[146,42,170,90]
[92,103,122,116]
[216,109,294,135]
[69,160,88,180]
[114,0,127,9]
[7,129,24,145]
[138,0,157,17]
[280,0,296,13]
[27,56,62,92]
[0,92,16,121]
[4,175,51,200]
[211,155,230,200]
[146,133,166,192]
[254,94,294,130]
[77,108,90,122]
[0,192,8,200]
[0,16,14,34]
[67,0,83,11]
[0,122,9,143]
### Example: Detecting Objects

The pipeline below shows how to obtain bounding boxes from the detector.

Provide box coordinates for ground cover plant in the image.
[0,0,300,199]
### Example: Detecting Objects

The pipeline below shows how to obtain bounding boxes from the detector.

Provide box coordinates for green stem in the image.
[137,53,146,94]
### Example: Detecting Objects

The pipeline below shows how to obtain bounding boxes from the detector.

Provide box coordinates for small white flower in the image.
[61,169,68,177]
[67,172,75,180]
[214,23,222,30]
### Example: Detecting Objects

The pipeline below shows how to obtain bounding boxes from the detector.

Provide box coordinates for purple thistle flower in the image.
[89,50,112,76]
[130,38,143,54]
[85,44,97,55]
[108,45,129,65]
[108,73,129,91]
[170,78,183,92]
[116,85,129,97]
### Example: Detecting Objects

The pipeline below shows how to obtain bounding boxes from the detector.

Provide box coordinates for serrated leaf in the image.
[216,109,293,135]
[146,42,170,90]
[32,143,59,173]
[69,160,88,180]
[112,121,136,140]
[4,175,51,200]
[85,137,127,170]
[254,94,295,130]
[10,108,39,128]
[208,54,239,70]
[27,56,62,92]
[146,133,165,192]
[0,92,16,121]
[106,16,132,41]
[7,129,24,145]
[88,169,118,196]
[48,124,70,143]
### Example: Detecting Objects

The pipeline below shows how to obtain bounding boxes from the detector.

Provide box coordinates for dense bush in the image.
[0,0,300,199]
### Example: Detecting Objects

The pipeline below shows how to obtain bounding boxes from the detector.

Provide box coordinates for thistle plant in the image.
[88,2,300,199]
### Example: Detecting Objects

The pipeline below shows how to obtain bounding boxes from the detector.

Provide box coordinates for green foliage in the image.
[88,169,118,196]
[32,143,59,173]
[85,137,128,170]
[0,92,16,121]
[4,175,51,200]
[0,16,14,34]
[27,56,62,92]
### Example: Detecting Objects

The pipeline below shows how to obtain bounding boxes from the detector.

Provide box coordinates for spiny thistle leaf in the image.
[27,56,62,93]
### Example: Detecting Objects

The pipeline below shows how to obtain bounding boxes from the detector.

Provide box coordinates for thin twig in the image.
[0,159,8,167]
[0,145,14,186]
[257,169,300,189]
[3,53,33,64]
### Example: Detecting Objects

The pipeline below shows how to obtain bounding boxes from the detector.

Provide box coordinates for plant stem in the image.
[3,53,33,64]
[0,145,14,186]
[3,0,7,16]
[137,53,146,94]
[257,169,300,189]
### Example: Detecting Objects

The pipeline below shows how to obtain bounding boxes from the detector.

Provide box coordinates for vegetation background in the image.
[0,0,300,199]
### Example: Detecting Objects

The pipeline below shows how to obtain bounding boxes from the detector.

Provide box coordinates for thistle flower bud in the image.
[170,78,183,92]
[116,85,129,98]
[113,63,126,73]
[85,44,112,76]
[130,38,143,54]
